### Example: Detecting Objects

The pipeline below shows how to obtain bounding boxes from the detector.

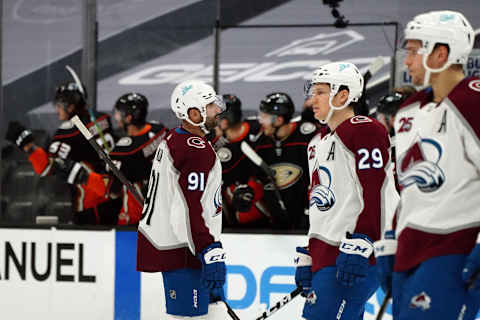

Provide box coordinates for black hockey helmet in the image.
[54,82,87,111]
[375,91,410,118]
[218,94,242,125]
[259,92,295,122]
[114,93,149,126]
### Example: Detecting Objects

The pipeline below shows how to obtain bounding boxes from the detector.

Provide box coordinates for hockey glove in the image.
[462,234,480,295]
[232,184,254,212]
[373,230,396,293]
[336,232,374,287]
[198,242,226,300]
[54,158,90,185]
[6,121,34,150]
[294,246,312,297]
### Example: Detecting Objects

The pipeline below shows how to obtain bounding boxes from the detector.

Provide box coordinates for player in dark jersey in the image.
[212,94,271,227]
[374,86,417,196]
[253,92,317,229]
[109,93,168,225]
[6,82,117,225]
[374,86,416,137]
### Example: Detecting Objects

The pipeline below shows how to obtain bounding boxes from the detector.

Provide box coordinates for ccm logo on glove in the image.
[204,248,227,264]
[339,238,373,258]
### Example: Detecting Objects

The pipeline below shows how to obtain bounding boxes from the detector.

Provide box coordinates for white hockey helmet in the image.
[170,80,217,127]
[404,11,474,85]
[311,61,364,124]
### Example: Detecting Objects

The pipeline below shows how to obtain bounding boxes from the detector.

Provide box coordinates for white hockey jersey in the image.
[137,127,223,272]
[394,77,480,272]
[307,115,399,272]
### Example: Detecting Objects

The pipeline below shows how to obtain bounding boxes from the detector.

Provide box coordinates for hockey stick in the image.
[71,115,144,205]
[357,57,386,116]
[255,287,302,320]
[66,65,111,153]
[375,289,391,320]
[240,141,289,224]
[209,293,241,320]
[225,301,241,320]
[363,56,385,85]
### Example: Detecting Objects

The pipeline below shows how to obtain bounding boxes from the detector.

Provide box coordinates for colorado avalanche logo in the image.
[309,165,336,211]
[409,291,431,311]
[213,186,222,217]
[397,137,445,192]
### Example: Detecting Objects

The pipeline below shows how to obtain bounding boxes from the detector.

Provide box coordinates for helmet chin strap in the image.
[185,108,209,134]
[421,53,452,87]
[319,92,352,125]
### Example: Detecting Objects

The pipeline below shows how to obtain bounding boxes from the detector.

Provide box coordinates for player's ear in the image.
[337,89,349,105]
[188,107,202,123]
[125,114,133,125]
[275,115,284,126]
[434,44,449,65]
[220,118,228,130]
[67,104,76,115]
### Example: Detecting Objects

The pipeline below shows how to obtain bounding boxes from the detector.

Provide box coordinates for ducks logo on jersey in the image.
[270,163,303,190]
[397,136,445,192]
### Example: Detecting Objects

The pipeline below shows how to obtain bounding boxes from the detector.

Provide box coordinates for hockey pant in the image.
[302,265,378,320]
[392,254,480,320]
[162,268,228,319]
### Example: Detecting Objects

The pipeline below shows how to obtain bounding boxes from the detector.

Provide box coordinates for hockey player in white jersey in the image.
[373,10,480,320]
[136,80,229,319]
[294,61,399,319]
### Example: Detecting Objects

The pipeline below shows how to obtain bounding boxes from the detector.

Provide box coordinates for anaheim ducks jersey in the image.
[214,120,262,186]
[307,115,399,273]
[254,120,318,229]
[28,112,115,212]
[109,122,168,225]
[394,77,480,272]
[137,127,223,272]
[213,120,270,226]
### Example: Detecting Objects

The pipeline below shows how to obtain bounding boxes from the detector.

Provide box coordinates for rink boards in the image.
[0,228,478,320]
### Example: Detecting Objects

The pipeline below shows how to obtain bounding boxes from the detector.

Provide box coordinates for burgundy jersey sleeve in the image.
[169,133,217,255]
[448,77,480,168]
[337,116,391,242]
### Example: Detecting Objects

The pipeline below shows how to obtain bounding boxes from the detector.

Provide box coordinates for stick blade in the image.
[240,141,263,166]
[71,115,93,140]
[65,65,86,97]
[368,56,385,77]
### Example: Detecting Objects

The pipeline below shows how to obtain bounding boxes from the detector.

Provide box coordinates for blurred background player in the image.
[295,61,399,320]
[109,93,168,225]
[373,10,480,320]
[213,94,271,228]
[375,85,417,194]
[137,80,230,319]
[5,82,118,225]
[374,86,417,136]
[254,92,317,229]
[303,79,330,135]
